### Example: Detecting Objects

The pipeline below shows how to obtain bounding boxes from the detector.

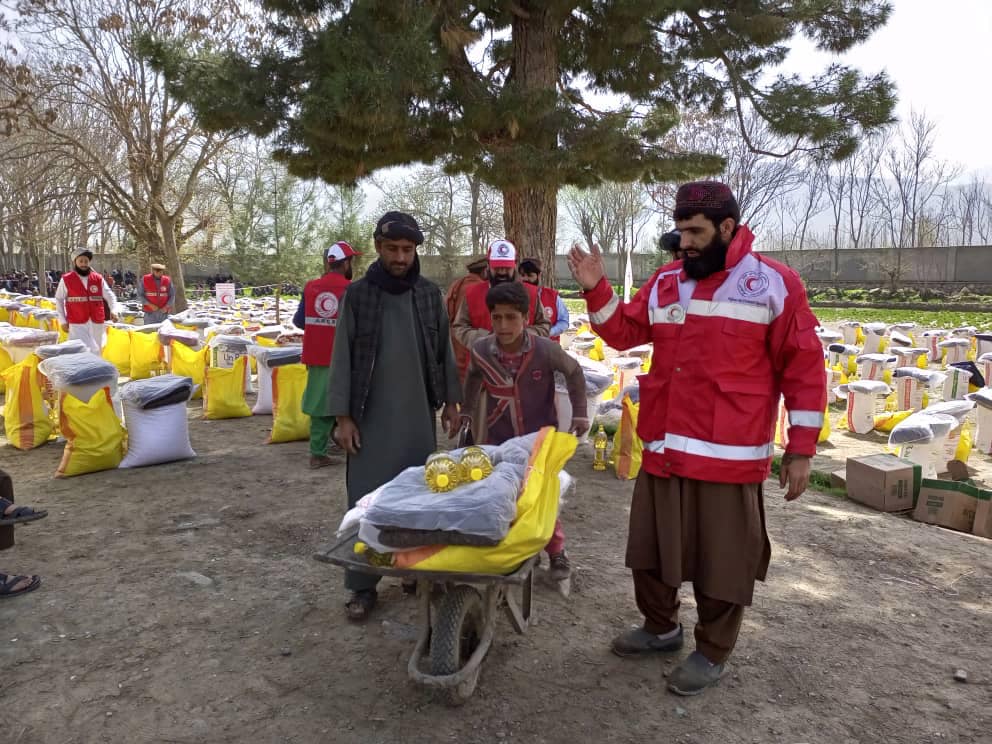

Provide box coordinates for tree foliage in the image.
[145,0,896,284]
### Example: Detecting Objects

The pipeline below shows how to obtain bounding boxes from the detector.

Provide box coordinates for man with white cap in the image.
[293,240,360,468]
[452,238,550,443]
[137,262,175,324]
[55,247,119,355]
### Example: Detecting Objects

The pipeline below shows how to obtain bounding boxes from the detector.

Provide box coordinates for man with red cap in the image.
[55,247,119,355]
[452,238,550,442]
[569,181,825,696]
[293,240,360,468]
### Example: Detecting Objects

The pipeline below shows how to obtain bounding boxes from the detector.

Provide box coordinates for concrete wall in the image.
[757,246,992,284]
[9,245,989,287]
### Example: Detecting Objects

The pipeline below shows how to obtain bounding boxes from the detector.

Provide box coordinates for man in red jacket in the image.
[569,181,826,696]
[293,240,359,468]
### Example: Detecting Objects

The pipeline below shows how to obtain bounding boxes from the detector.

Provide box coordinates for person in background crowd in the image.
[444,256,490,382]
[138,263,175,324]
[293,240,359,469]
[518,256,570,343]
[569,180,826,696]
[327,211,462,621]
[659,230,683,261]
[54,247,119,354]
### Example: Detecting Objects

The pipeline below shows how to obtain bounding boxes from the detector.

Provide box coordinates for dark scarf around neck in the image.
[365,255,421,294]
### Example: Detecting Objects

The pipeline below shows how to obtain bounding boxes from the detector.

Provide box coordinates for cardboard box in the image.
[844,454,920,512]
[830,469,847,491]
[972,494,992,539]
[913,479,979,533]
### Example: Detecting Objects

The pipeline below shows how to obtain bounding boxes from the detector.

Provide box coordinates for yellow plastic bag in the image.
[169,342,208,400]
[1,356,52,450]
[778,402,832,445]
[855,327,865,345]
[613,395,642,480]
[268,364,311,443]
[102,326,132,376]
[0,345,11,394]
[589,336,605,362]
[916,353,929,370]
[56,388,125,477]
[129,331,164,380]
[873,409,913,433]
[393,428,577,573]
[203,356,251,419]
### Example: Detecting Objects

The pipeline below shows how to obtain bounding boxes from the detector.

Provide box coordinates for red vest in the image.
[465,280,541,332]
[301,272,350,366]
[538,286,560,342]
[62,271,106,324]
[142,274,172,312]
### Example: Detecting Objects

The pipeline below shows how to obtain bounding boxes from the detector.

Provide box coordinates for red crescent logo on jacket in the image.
[315,291,339,318]
[738,271,770,297]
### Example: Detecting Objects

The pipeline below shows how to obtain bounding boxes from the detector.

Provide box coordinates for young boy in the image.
[461,281,588,581]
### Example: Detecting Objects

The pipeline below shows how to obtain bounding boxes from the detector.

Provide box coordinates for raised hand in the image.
[567,242,606,290]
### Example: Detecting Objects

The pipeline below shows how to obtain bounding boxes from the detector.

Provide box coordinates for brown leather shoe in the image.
[309,454,337,469]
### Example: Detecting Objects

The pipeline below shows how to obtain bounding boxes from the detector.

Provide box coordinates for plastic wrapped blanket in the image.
[38,353,118,403]
[35,339,89,359]
[888,411,958,445]
[360,462,522,548]
[0,328,58,347]
[250,345,303,368]
[157,321,201,350]
[120,374,194,410]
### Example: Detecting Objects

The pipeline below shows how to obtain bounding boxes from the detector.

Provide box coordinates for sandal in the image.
[0,498,48,526]
[0,573,41,599]
[345,589,377,622]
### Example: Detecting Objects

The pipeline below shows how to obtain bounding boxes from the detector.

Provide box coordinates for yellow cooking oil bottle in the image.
[459,446,494,483]
[593,425,608,471]
[424,451,462,492]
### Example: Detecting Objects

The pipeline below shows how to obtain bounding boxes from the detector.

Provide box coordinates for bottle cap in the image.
[437,474,449,488]
[470,467,483,481]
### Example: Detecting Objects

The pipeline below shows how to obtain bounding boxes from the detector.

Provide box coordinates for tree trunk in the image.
[156,212,188,312]
[504,184,558,285]
[503,4,559,286]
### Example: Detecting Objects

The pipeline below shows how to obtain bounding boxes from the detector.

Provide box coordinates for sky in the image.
[782,0,992,176]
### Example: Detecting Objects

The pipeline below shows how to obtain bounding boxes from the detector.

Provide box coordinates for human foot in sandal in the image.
[0,498,48,526]
[345,589,377,622]
[0,573,41,599]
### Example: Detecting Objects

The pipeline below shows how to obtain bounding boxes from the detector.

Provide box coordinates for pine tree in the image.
[145,1,896,284]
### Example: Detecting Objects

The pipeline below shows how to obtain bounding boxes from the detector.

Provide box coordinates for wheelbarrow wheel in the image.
[430,584,484,705]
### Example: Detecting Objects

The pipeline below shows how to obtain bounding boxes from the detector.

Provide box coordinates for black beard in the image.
[682,234,729,280]
[74,266,91,276]
[490,273,516,286]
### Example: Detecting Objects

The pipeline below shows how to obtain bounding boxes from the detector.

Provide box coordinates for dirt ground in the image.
[1,401,991,744]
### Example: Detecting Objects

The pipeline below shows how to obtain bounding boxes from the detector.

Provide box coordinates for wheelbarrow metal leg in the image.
[503,562,534,634]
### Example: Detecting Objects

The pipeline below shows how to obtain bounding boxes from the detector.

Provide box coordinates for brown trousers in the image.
[626,472,771,663]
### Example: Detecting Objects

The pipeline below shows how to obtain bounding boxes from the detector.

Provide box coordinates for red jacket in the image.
[445,273,486,379]
[141,274,171,313]
[301,272,350,366]
[538,286,561,342]
[464,280,542,332]
[62,271,107,324]
[584,225,826,484]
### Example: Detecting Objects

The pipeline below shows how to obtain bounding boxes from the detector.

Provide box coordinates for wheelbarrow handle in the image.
[457,423,471,449]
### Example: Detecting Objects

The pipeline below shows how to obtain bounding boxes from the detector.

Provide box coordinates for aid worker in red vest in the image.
[293,240,359,468]
[55,247,119,355]
[452,238,550,443]
[519,256,570,344]
[444,256,489,382]
[138,263,175,324]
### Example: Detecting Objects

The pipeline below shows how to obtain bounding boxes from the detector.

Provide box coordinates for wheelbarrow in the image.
[314,526,537,705]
